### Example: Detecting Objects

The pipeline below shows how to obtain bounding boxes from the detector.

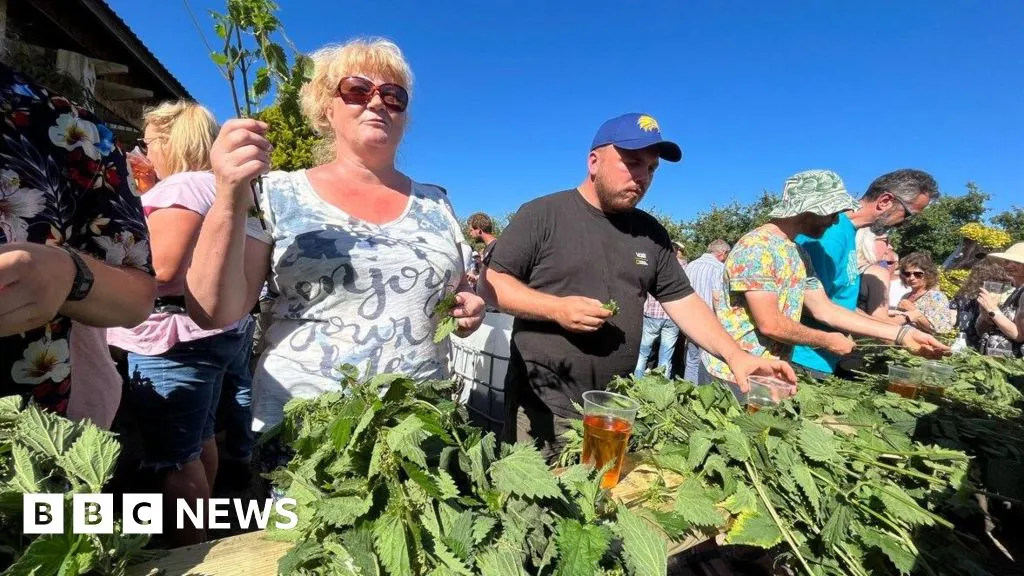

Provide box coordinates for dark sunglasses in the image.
[135,138,153,155]
[336,76,409,113]
[901,270,925,279]
[889,193,914,224]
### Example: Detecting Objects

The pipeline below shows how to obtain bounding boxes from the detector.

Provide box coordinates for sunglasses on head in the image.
[901,270,925,279]
[336,76,409,113]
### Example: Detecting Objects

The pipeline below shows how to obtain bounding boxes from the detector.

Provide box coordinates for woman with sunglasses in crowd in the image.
[107,101,263,546]
[184,38,485,477]
[895,252,954,334]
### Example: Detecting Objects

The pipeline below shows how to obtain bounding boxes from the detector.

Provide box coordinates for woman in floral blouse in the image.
[896,252,954,334]
[0,64,155,413]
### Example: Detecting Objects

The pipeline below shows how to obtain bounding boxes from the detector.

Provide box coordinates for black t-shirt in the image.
[487,189,693,418]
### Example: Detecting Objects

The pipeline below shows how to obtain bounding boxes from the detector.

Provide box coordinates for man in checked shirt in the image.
[633,241,689,378]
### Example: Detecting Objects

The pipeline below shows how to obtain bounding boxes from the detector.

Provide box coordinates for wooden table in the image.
[128,462,706,576]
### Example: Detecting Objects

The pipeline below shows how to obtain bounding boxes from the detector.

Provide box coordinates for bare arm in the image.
[185,198,270,330]
[804,287,900,341]
[60,253,155,329]
[860,265,903,324]
[743,290,838,346]
[478,267,558,321]
[661,293,746,364]
[147,208,203,284]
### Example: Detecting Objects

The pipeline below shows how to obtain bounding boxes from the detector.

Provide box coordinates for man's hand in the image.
[902,328,950,359]
[726,352,797,393]
[0,243,76,337]
[452,291,485,337]
[823,332,856,356]
[554,296,613,333]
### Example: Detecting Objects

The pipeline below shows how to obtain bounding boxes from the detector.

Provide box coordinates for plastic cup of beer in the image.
[581,390,639,490]
[745,376,796,413]
[887,365,921,399]
[983,281,1007,295]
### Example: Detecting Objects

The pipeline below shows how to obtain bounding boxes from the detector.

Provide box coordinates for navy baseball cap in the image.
[590,113,682,162]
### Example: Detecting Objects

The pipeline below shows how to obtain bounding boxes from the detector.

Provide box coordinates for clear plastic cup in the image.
[983,281,1007,294]
[920,361,955,397]
[887,365,921,399]
[745,376,797,413]
[581,391,639,489]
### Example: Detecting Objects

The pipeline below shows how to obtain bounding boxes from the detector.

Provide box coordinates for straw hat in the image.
[989,242,1024,265]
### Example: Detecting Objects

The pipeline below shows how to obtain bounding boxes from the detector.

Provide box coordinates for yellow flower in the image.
[959,222,1011,249]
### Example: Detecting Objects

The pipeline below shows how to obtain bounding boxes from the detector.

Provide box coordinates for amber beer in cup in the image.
[745,376,796,413]
[581,390,639,490]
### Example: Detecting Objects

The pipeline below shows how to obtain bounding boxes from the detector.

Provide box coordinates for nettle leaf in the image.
[436,469,460,500]
[4,532,79,576]
[387,414,430,468]
[402,462,445,500]
[642,380,676,411]
[876,483,935,527]
[11,444,40,492]
[489,443,562,500]
[857,525,915,575]
[673,479,725,528]
[797,422,838,464]
[374,506,412,576]
[472,515,498,545]
[772,440,800,469]
[616,505,668,576]
[17,404,80,459]
[821,503,852,547]
[554,519,611,576]
[342,524,381,576]
[317,495,373,528]
[791,465,822,518]
[648,510,691,540]
[61,424,121,491]
[721,483,757,516]
[442,509,475,561]
[726,509,783,548]
[466,434,496,489]
[477,547,528,576]
[686,431,713,471]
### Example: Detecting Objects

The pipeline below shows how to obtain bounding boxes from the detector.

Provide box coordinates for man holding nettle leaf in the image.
[480,113,796,460]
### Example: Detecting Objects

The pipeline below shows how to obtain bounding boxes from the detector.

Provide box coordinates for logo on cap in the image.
[637,115,660,132]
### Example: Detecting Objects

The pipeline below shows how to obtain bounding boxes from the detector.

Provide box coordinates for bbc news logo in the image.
[23,494,298,534]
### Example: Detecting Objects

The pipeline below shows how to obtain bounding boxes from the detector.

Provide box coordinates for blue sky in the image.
[109,0,1023,222]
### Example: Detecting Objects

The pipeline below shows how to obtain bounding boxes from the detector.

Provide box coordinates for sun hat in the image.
[768,170,860,219]
[988,242,1024,265]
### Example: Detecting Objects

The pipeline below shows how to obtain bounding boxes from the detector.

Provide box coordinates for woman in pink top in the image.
[107,101,263,546]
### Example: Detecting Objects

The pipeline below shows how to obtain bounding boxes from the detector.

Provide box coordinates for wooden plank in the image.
[128,461,701,575]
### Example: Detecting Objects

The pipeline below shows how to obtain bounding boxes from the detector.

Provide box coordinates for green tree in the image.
[888,182,989,262]
[256,104,322,170]
[670,190,779,260]
[992,206,1024,243]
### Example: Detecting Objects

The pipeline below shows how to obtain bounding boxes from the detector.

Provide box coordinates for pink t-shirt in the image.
[107,171,261,355]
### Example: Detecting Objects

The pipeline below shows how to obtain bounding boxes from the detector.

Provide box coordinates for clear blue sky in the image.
[109,0,1023,222]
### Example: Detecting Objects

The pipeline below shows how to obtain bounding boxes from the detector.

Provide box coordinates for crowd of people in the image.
[2,35,1023,548]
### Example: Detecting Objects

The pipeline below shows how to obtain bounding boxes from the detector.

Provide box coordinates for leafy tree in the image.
[992,206,1024,244]
[256,104,322,170]
[888,182,988,262]
[659,191,778,260]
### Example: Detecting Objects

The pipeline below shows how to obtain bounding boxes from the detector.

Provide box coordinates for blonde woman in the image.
[185,39,485,464]
[108,101,263,546]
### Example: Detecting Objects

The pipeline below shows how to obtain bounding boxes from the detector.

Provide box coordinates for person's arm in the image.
[479,267,611,331]
[741,290,854,354]
[0,243,156,336]
[860,265,902,323]
[661,293,797,391]
[803,287,949,357]
[184,119,273,330]
[147,208,204,284]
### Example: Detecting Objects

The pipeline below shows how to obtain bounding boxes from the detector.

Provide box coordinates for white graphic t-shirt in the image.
[249,170,467,430]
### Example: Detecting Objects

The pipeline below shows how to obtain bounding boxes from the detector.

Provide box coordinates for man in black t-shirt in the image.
[480,113,796,459]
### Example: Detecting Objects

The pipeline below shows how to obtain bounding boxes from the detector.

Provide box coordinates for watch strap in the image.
[62,245,94,302]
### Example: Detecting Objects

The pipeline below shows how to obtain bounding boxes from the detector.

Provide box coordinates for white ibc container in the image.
[449,312,514,433]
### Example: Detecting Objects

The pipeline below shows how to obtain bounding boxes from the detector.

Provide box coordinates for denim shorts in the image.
[127,318,254,472]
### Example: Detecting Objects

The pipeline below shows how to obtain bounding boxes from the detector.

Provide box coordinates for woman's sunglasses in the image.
[901,270,925,279]
[336,76,409,113]
[135,138,154,155]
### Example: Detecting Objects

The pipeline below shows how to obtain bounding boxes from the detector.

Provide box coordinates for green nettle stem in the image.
[744,462,815,576]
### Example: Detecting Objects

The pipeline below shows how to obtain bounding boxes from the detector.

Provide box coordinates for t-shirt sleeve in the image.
[244,172,284,246]
[726,240,778,292]
[68,135,154,275]
[485,201,543,281]
[651,232,693,303]
[141,172,215,215]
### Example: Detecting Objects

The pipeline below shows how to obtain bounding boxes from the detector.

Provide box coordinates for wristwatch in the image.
[61,245,94,302]
[989,310,998,319]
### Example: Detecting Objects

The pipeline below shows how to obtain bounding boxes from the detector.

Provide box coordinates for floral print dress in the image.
[703,226,821,383]
[0,64,152,413]
[903,289,954,335]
